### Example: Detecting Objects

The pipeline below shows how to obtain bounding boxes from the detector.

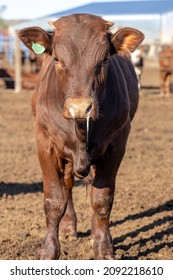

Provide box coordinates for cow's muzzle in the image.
[63,97,94,120]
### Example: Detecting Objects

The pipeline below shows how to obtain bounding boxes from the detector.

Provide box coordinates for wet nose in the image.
[69,102,92,119]
[63,97,94,119]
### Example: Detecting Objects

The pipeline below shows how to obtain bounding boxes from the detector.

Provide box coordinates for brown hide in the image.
[159,47,173,96]
[18,13,144,260]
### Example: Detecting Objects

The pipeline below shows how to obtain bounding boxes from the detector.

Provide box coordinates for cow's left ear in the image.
[111,27,144,55]
[18,27,52,55]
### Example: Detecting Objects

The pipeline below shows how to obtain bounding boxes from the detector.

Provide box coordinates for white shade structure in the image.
[9,1,173,92]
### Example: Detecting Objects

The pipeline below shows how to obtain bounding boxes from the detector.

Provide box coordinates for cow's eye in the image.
[102,50,109,64]
[95,64,101,75]
[54,57,59,63]
[102,57,107,63]
[102,52,109,64]
[53,57,65,69]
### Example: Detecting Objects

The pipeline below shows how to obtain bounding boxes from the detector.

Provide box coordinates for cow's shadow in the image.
[0,181,43,197]
[111,200,173,259]
[76,199,173,259]
[140,85,160,95]
[0,180,82,197]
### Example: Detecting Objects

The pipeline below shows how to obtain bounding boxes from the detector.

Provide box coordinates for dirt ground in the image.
[0,64,173,260]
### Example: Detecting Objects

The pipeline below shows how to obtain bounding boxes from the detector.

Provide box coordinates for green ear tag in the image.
[32,43,45,54]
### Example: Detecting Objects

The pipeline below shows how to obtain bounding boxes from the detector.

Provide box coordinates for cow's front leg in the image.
[40,178,68,260]
[91,142,127,260]
[91,183,115,260]
[36,132,68,260]
[39,162,69,259]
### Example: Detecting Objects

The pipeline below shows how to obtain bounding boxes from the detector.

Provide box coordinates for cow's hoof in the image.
[59,222,77,242]
[59,232,78,242]
[94,253,115,260]
[93,240,114,260]
[40,237,60,260]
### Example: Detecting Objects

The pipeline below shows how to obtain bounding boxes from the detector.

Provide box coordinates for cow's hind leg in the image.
[59,162,77,241]
[160,71,166,96]
[91,136,128,259]
[165,74,171,97]
[160,72,170,97]
[59,189,77,241]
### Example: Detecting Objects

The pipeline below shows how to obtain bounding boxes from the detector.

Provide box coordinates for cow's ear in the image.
[111,27,144,55]
[18,27,52,55]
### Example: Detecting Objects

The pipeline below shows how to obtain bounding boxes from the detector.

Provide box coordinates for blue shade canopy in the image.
[46,1,173,18]
[11,1,173,44]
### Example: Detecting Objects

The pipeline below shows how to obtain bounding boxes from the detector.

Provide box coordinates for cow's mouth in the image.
[75,119,87,129]
[73,150,91,179]
[74,164,90,179]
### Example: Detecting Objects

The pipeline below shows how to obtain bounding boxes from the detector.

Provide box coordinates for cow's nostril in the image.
[86,103,92,115]
[69,106,75,118]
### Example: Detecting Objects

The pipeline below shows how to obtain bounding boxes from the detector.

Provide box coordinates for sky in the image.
[0,0,162,20]
[0,0,111,20]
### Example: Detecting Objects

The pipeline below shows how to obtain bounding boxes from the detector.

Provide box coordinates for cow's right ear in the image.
[18,27,52,55]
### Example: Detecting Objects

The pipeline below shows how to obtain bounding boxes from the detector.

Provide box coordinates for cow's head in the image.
[18,14,144,121]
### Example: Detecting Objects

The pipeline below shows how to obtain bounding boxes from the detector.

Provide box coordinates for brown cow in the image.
[159,47,173,97]
[18,14,144,260]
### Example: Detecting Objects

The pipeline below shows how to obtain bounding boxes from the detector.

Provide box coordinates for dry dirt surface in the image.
[0,66,173,260]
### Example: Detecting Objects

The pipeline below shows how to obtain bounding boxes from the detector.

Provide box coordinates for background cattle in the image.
[0,68,14,89]
[18,13,144,260]
[131,47,144,90]
[159,47,173,97]
[0,67,38,89]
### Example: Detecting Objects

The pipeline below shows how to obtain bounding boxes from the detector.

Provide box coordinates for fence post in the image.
[14,31,22,93]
